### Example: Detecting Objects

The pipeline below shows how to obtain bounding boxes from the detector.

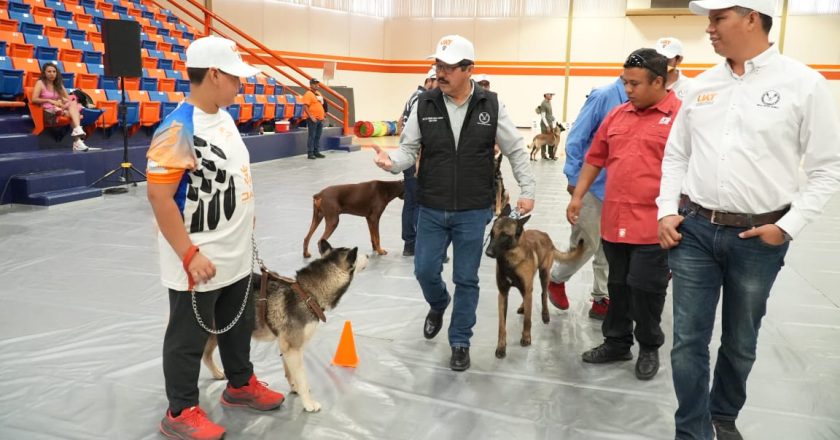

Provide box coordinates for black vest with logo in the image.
[416,85,499,210]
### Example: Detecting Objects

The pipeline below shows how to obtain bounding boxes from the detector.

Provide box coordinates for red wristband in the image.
[182,245,199,291]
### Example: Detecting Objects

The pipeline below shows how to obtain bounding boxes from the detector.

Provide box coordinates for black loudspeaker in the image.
[102,19,142,78]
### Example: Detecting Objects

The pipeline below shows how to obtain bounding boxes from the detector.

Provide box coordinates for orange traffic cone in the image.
[332,320,359,368]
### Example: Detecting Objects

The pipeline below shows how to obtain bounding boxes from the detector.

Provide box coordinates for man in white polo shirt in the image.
[654,36,694,100]
[656,1,840,439]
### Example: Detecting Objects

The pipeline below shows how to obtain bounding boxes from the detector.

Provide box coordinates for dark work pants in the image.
[163,275,255,413]
[600,240,670,351]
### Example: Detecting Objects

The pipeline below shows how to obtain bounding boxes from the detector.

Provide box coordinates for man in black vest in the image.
[374,35,536,372]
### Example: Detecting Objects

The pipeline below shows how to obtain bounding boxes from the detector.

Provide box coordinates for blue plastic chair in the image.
[0,56,24,97]
[82,51,102,64]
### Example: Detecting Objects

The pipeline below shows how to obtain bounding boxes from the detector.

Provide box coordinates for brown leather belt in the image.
[680,195,788,228]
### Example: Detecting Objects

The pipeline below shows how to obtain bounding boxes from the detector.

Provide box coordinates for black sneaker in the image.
[403,244,415,257]
[423,308,444,339]
[307,154,316,160]
[582,342,633,363]
[635,348,659,380]
[450,347,470,371]
[314,152,326,158]
[712,419,743,440]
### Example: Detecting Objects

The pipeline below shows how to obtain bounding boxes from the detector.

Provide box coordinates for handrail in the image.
[149,0,351,135]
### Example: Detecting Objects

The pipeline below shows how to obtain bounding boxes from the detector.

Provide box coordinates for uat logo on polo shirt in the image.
[695,92,718,106]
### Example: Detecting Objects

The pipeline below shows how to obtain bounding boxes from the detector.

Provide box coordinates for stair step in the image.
[10,169,87,196]
[0,133,40,153]
[325,135,356,151]
[23,186,102,206]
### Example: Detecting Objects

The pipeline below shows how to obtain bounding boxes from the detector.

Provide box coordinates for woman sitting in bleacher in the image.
[30,62,91,152]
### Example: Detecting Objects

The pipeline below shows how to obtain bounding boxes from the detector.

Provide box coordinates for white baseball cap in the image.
[655,37,684,59]
[186,36,261,78]
[428,35,475,65]
[689,0,775,17]
[474,73,489,83]
[426,67,437,80]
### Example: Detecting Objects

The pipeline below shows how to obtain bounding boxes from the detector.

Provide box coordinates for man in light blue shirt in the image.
[548,77,628,319]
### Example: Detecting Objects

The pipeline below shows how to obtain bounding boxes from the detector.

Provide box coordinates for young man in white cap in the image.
[537,92,557,159]
[374,35,535,372]
[658,2,840,439]
[147,36,285,440]
[654,36,694,100]
[474,73,490,90]
[398,66,437,256]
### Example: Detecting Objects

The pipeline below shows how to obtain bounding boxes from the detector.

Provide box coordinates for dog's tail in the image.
[553,239,585,262]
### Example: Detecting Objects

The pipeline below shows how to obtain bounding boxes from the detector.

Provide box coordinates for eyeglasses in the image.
[623,54,665,78]
[434,61,471,73]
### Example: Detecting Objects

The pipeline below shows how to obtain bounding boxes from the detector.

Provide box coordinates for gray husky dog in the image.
[203,239,367,412]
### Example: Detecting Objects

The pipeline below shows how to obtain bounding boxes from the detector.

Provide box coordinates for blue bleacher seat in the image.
[156,58,172,70]
[163,69,182,79]
[140,77,157,91]
[46,1,65,12]
[67,29,87,41]
[9,2,31,14]
[148,91,178,119]
[147,49,165,59]
[71,40,94,52]
[80,0,96,8]
[54,10,74,21]
[19,22,44,36]
[157,28,169,37]
[0,56,24,97]
[167,16,179,24]
[175,23,188,32]
[99,76,118,90]
[0,41,6,57]
[254,83,264,94]
[175,79,189,93]
[86,63,104,76]
[114,5,128,14]
[162,36,177,45]
[104,89,139,126]
[141,40,157,51]
[9,11,34,23]
[225,105,240,122]
[118,13,133,21]
[24,34,51,47]
[57,20,78,30]
[172,44,185,54]
[141,10,154,20]
[243,94,264,121]
[183,32,194,41]
[82,51,102,64]
[35,46,58,61]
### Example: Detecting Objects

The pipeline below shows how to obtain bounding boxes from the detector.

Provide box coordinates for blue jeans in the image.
[307,119,323,155]
[669,208,788,440]
[401,168,418,249]
[414,205,493,347]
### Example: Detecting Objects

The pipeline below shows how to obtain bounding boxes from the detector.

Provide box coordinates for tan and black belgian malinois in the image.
[529,124,564,161]
[203,239,367,412]
[485,205,584,358]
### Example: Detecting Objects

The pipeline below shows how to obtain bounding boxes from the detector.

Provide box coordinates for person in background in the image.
[398,66,437,256]
[30,62,93,152]
[654,36,695,100]
[658,1,840,439]
[538,92,557,159]
[302,78,326,159]
[474,73,490,90]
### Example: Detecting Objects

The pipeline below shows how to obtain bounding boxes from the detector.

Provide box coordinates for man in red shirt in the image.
[566,48,681,381]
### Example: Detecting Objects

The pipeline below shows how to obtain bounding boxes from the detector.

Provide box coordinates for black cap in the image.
[309,78,320,84]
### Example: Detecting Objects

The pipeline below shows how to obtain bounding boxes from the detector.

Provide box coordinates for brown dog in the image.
[529,124,564,161]
[302,180,404,258]
[485,204,584,358]
[493,151,510,217]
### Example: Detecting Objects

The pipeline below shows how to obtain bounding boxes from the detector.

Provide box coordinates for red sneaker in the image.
[589,297,610,320]
[159,406,225,440]
[221,374,285,411]
[548,281,569,310]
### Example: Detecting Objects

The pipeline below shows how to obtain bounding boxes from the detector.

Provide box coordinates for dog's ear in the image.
[500,203,512,217]
[318,239,332,256]
[515,214,531,237]
[348,247,358,263]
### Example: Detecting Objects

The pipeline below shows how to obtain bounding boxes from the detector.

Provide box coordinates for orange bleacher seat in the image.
[1,30,25,44]
[123,76,140,90]
[127,8,141,19]
[79,22,97,34]
[177,38,189,48]
[75,13,93,25]
[146,68,166,79]
[157,42,172,52]
[22,0,46,6]
[59,48,83,62]
[169,29,182,39]
[33,14,56,27]
[103,11,119,20]
[277,95,293,119]
[48,36,74,50]
[13,57,42,88]
[88,89,118,128]
[162,51,179,61]
[172,59,185,71]
[43,25,64,38]
[61,60,97,89]
[32,5,52,17]
[242,82,254,94]
[166,91,184,102]
[149,34,163,43]
[255,94,274,121]
[9,43,34,59]
[233,95,253,124]
[142,25,156,35]
[66,4,84,16]
[156,77,174,92]
[0,10,8,20]
[0,18,18,31]
[141,55,157,69]
[63,0,79,5]
[137,17,150,27]
[126,89,160,126]
[96,1,112,12]
[88,31,102,44]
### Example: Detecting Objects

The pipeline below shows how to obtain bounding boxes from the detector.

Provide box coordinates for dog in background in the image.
[529,124,565,161]
[485,204,584,358]
[203,239,367,412]
[302,180,404,258]
[493,149,510,217]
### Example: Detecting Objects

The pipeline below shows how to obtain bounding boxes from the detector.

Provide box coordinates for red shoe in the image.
[548,281,569,310]
[221,374,285,411]
[159,406,225,440]
[589,297,610,320]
